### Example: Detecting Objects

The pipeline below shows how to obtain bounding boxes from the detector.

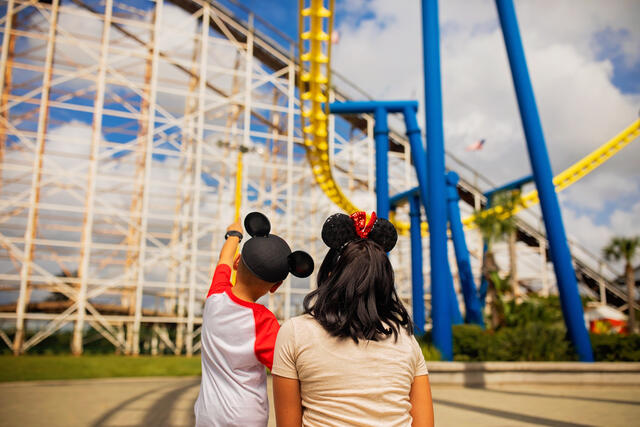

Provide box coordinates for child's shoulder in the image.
[253,302,277,317]
[251,303,279,328]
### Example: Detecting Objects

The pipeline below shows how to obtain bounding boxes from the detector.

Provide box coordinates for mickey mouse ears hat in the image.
[241,212,314,283]
[321,211,398,253]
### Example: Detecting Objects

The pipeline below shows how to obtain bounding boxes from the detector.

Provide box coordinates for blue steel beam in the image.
[446,171,484,326]
[495,0,594,361]
[409,195,426,335]
[403,106,462,327]
[330,101,422,220]
[484,174,533,200]
[373,107,390,219]
[403,106,432,216]
[331,99,462,342]
[330,100,418,114]
[445,257,464,325]
[422,0,452,360]
[390,187,420,207]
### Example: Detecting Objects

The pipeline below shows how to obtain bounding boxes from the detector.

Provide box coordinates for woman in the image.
[272,212,434,427]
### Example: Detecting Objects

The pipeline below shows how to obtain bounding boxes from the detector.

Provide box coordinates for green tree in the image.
[503,189,521,299]
[603,236,639,333]
[473,190,521,329]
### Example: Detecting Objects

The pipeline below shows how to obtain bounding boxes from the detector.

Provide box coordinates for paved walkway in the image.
[1,376,639,426]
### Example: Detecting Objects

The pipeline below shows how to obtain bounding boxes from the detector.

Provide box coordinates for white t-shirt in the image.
[194,264,280,427]
[272,314,428,427]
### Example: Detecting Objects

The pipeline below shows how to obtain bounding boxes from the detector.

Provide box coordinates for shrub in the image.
[420,323,575,361]
[503,296,564,328]
[488,323,574,361]
[415,295,640,361]
[416,337,441,361]
[452,324,488,361]
[590,333,640,361]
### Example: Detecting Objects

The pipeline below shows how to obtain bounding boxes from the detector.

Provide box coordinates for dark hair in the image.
[303,239,413,342]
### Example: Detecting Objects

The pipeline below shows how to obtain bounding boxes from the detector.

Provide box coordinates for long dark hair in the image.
[303,239,413,342]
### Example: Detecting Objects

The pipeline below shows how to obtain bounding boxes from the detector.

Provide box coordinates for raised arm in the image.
[217,219,243,268]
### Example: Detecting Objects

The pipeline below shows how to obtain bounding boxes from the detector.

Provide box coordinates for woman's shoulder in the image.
[375,327,420,350]
[276,314,324,350]
[399,328,422,346]
[279,314,325,338]
[284,313,318,328]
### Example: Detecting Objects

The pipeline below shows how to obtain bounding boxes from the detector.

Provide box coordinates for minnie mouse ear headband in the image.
[321,211,398,253]
[241,212,314,283]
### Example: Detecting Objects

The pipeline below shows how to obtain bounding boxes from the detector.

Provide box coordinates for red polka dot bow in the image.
[350,211,377,239]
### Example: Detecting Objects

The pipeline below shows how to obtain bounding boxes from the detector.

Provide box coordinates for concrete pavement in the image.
[1,376,639,426]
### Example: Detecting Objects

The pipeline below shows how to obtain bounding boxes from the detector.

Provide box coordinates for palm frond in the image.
[602,236,640,263]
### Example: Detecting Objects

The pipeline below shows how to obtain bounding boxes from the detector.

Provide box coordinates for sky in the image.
[232,0,640,270]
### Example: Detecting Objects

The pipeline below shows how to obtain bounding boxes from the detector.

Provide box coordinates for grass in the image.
[0,355,202,382]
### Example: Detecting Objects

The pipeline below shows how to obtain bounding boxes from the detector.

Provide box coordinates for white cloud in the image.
[561,208,612,255]
[560,171,640,211]
[610,201,640,237]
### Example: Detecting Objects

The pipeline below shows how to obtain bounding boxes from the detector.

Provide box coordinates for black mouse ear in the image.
[244,212,270,237]
[368,217,398,252]
[288,251,314,278]
[321,213,358,250]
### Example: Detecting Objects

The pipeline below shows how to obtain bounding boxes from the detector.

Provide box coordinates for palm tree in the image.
[507,190,521,299]
[473,190,520,329]
[603,236,640,334]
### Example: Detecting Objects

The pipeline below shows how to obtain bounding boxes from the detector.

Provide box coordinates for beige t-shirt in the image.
[272,314,428,427]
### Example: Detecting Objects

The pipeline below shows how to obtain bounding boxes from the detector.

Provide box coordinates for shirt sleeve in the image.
[271,318,299,379]
[411,336,429,377]
[207,264,232,297]
[253,306,280,370]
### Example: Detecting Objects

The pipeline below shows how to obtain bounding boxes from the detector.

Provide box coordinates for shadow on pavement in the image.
[91,380,199,427]
[433,398,596,427]
[91,388,159,427]
[474,387,640,407]
[142,380,200,426]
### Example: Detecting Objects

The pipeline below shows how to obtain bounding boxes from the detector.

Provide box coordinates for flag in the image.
[331,30,340,45]
[465,139,485,151]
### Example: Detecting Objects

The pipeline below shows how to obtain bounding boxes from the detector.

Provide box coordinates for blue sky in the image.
[592,27,640,94]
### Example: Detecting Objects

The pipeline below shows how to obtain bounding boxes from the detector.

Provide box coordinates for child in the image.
[194,212,313,427]
[272,212,434,426]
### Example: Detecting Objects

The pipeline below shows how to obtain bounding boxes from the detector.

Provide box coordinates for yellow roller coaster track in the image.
[298,2,640,234]
[299,0,357,214]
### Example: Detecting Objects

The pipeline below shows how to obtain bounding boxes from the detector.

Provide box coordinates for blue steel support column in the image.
[445,256,463,325]
[374,107,390,219]
[405,106,462,325]
[446,172,484,325]
[421,0,452,360]
[495,0,593,361]
[409,195,426,335]
[403,107,431,211]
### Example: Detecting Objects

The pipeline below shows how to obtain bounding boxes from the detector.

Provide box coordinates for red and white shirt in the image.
[194,264,280,427]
